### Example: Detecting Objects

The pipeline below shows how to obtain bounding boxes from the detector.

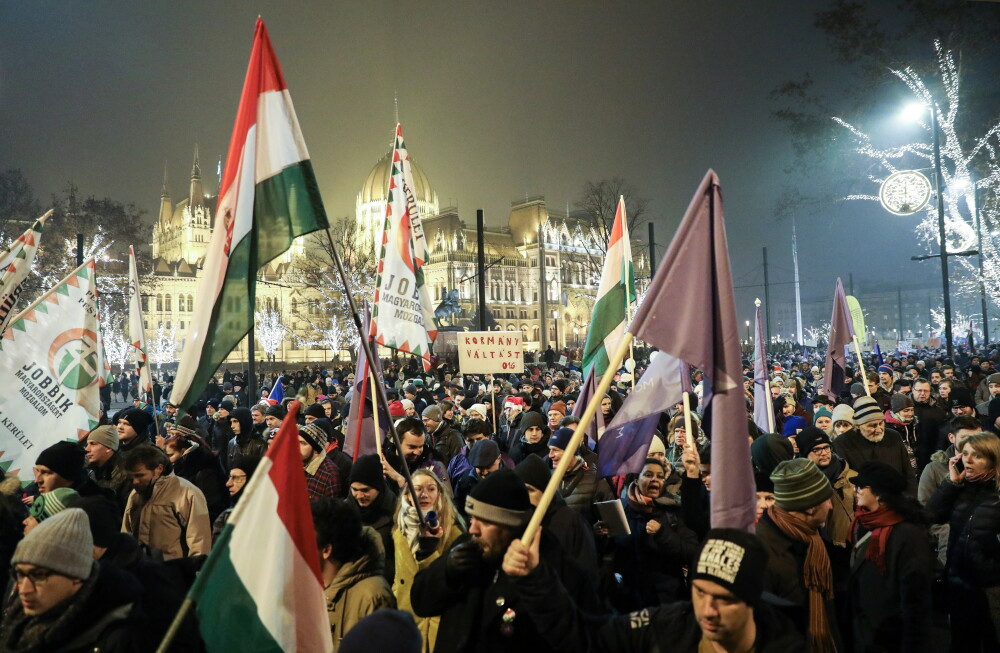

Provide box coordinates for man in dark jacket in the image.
[911,378,948,468]
[422,404,464,466]
[832,397,916,495]
[347,454,397,582]
[504,526,804,652]
[546,427,613,518]
[85,425,132,511]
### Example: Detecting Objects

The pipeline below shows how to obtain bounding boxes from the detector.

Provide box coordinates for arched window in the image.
[155,294,163,312]
[187,295,194,312]
[164,294,172,312]
[177,295,186,312]
[519,283,526,302]
[532,326,540,341]
[507,324,516,332]
[291,298,298,313]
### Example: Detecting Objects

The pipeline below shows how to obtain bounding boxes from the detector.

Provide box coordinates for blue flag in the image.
[268,377,284,403]
[873,341,884,367]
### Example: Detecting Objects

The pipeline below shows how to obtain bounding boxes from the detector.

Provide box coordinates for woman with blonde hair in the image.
[927,432,1000,650]
[392,468,465,652]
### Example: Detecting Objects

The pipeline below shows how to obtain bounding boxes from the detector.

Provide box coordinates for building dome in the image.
[359,150,435,206]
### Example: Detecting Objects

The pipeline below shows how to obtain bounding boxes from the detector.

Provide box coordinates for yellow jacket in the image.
[392,523,463,652]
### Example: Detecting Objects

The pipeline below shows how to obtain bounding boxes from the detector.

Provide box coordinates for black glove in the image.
[445,540,482,585]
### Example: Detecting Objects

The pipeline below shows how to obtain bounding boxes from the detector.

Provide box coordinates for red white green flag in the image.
[171,18,329,410]
[369,124,437,370]
[190,401,331,652]
[127,246,152,398]
[0,210,51,335]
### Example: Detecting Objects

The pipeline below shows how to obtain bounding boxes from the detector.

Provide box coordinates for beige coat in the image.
[827,457,858,547]
[326,526,395,651]
[121,473,212,560]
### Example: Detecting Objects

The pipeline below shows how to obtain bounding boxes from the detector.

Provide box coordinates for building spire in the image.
[161,160,170,199]
[191,143,202,179]
[189,143,204,208]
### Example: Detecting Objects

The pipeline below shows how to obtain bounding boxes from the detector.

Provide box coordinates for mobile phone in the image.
[955,459,965,473]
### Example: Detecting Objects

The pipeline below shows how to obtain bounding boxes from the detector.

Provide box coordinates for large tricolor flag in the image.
[171,18,329,411]
[0,260,101,481]
[0,211,51,335]
[190,400,331,652]
[370,124,437,370]
[127,246,153,399]
[582,196,635,377]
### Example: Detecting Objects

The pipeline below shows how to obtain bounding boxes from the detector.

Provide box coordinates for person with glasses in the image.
[2,508,142,651]
[796,426,858,548]
[212,455,261,541]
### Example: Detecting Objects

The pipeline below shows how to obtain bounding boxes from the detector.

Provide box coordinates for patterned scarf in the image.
[966,468,997,485]
[849,507,903,574]
[396,501,425,555]
[626,483,654,514]
[768,505,836,653]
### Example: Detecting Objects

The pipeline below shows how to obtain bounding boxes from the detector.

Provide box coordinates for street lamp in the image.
[552,310,559,349]
[745,320,750,343]
[573,327,579,348]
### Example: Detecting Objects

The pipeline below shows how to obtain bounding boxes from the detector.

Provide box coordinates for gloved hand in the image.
[445,540,482,585]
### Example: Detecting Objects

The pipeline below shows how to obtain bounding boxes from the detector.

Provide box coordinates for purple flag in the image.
[572,366,605,450]
[820,278,853,401]
[629,170,754,532]
[752,304,774,433]
[344,305,390,460]
[597,351,684,477]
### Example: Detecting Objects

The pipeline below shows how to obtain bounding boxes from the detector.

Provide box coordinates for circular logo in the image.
[47,329,99,390]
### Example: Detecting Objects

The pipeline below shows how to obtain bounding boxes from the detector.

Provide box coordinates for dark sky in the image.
[1,2,965,332]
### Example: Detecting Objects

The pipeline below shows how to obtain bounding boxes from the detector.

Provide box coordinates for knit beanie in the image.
[403,384,417,396]
[74,496,120,548]
[850,382,865,397]
[552,379,569,393]
[988,373,1000,385]
[950,387,975,409]
[548,401,567,416]
[469,439,501,468]
[518,410,547,431]
[465,469,531,528]
[794,427,831,458]
[265,403,287,420]
[830,403,855,426]
[813,406,833,422]
[28,487,80,522]
[173,415,199,438]
[548,427,575,452]
[853,460,907,496]
[36,441,85,483]
[340,609,421,653]
[648,434,667,457]
[422,405,443,422]
[692,528,769,606]
[514,454,552,492]
[750,434,794,476]
[388,401,406,418]
[770,459,833,512]
[852,396,882,425]
[299,423,327,453]
[348,454,386,494]
[468,403,488,419]
[12,508,94,580]
[877,364,894,377]
[87,425,119,452]
[304,403,327,420]
[890,393,914,413]
[117,407,153,435]
[400,399,415,411]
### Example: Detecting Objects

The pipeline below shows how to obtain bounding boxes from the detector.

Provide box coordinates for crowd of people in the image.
[2,347,1000,651]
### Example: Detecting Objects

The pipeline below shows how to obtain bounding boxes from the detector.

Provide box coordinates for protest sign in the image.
[457,331,524,374]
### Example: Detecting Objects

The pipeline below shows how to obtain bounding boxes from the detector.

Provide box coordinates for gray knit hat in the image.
[830,403,854,426]
[770,459,833,512]
[87,425,119,452]
[853,396,883,425]
[12,507,94,580]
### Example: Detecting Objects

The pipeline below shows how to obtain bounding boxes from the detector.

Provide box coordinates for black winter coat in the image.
[926,478,1000,587]
[172,444,229,523]
[832,428,917,496]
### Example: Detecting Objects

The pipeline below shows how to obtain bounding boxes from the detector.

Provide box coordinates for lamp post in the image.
[745,320,751,343]
[552,310,559,349]
[573,327,579,348]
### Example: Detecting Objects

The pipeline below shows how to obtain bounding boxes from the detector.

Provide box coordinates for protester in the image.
[547,427,613,517]
[85,424,131,510]
[831,396,916,495]
[796,426,857,547]
[347,453,398,582]
[300,422,342,500]
[213,454,260,540]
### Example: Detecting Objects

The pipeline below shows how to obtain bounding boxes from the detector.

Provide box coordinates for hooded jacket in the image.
[226,408,268,470]
[508,411,550,464]
[325,526,395,650]
[171,442,229,523]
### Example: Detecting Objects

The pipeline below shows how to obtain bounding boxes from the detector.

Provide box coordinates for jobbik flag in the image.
[171,18,329,412]
[0,260,100,482]
[597,350,684,477]
[345,305,390,460]
[582,197,635,377]
[191,401,331,652]
[0,211,51,335]
[370,124,437,371]
[628,170,755,532]
[127,246,152,399]
[820,278,853,400]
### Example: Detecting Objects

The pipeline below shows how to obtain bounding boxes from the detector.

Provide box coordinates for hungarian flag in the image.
[582,196,635,377]
[127,246,152,399]
[0,260,101,481]
[190,401,331,652]
[370,124,437,371]
[171,18,329,410]
[0,210,51,335]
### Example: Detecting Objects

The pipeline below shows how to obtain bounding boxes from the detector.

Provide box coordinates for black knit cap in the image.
[36,441,84,483]
[231,455,261,480]
[853,460,906,496]
[693,528,769,605]
[265,403,287,419]
[116,407,153,435]
[514,454,551,492]
[340,609,421,653]
[348,454,386,494]
[465,469,531,528]
[795,427,831,458]
[304,403,327,420]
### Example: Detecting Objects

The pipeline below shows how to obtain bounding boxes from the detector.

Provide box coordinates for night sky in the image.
[2,2,979,333]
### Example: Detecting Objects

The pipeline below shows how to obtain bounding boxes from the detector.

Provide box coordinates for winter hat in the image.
[459,397,477,411]
[750,434,794,475]
[422,405,443,423]
[231,455,262,479]
[28,487,80,522]
[795,427,831,458]
[770,459,833,512]
[890,393,914,413]
[400,399,415,411]
[692,528,769,606]
[12,508,93,580]
[988,373,1000,385]
[518,410,547,431]
[850,382,865,396]
[223,382,234,392]
[950,387,976,409]
[304,403,327,420]
[298,423,327,453]
[504,397,525,410]
[74,496,120,548]
[173,415,199,438]
[348,454,386,494]
[853,460,907,496]
[548,427,575,452]
[220,395,237,410]
[754,470,775,493]
[340,609,421,653]
[514,454,552,492]
[813,406,833,422]
[853,396,882,425]
[465,469,531,528]
[648,435,666,457]
[877,364,894,377]
[403,384,418,395]
[468,403,488,420]
[117,407,153,435]
[388,401,406,418]
[552,379,569,393]
[87,425,119,452]
[265,403,287,419]
[469,439,501,468]
[548,401,567,416]
[36,441,85,483]
[831,403,855,426]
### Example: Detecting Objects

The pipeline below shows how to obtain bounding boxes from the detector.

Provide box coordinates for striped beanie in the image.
[877,364,894,377]
[770,459,832,512]
[28,487,80,522]
[853,396,882,425]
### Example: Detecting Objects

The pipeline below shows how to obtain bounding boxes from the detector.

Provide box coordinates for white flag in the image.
[0,210,51,334]
[128,246,152,398]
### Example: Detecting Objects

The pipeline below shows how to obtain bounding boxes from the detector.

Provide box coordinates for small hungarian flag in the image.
[171,18,329,411]
[190,401,331,652]
[582,196,635,377]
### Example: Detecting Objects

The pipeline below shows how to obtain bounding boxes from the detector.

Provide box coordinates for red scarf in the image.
[849,507,903,574]
[966,469,997,485]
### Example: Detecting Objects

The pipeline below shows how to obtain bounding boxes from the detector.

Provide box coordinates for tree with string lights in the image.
[254,309,287,363]
[149,323,178,379]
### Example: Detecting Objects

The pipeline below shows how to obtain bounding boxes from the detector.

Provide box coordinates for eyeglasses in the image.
[229,473,247,482]
[10,566,60,588]
[811,445,832,453]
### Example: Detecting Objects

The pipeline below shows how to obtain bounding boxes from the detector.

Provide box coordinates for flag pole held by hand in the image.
[852,336,871,397]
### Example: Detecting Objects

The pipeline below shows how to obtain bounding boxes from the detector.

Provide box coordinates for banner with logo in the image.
[0,260,100,481]
[457,331,524,374]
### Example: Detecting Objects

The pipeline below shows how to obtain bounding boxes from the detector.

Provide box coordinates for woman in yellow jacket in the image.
[392,468,465,652]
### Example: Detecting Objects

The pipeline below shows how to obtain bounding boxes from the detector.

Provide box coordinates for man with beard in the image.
[381,417,451,494]
[422,405,464,466]
[85,425,131,511]
[348,454,397,582]
[795,427,857,547]
[410,470,601,653]
[121,445,211,560]
[833,397,917,496]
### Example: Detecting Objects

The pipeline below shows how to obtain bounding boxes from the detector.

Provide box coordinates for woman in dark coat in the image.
[927,432,1000,651]
[847,461,933,653]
